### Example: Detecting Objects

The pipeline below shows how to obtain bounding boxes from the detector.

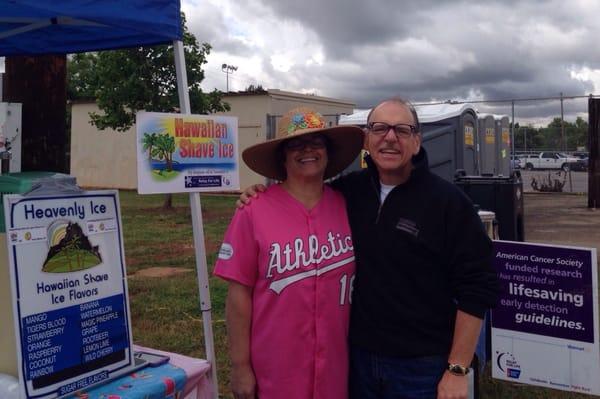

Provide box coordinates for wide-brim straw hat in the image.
[242,107,364,181]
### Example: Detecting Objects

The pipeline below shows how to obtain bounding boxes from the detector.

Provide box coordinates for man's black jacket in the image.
[332,148,499,357]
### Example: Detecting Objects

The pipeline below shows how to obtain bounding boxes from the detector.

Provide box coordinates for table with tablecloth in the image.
[77,345,213,399]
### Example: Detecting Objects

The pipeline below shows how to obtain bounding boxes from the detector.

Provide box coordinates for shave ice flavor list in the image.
[21,294,127,381]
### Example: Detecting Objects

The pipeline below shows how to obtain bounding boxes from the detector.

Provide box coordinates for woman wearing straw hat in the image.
[214,107,363,399]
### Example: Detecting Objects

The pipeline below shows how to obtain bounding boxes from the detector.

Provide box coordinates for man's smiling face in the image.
[364,101,421,184]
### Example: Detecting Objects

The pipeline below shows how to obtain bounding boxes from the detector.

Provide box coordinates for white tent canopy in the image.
[339,103,478,126]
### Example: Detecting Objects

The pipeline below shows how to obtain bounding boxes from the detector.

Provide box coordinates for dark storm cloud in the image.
[192,0,599,121]
[259,0,421,52]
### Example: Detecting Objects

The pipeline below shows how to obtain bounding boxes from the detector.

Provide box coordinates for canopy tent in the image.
[0,1,218,398]
[0,0,181,54]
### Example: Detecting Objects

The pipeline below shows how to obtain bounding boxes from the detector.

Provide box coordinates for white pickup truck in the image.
[520,152,580,171]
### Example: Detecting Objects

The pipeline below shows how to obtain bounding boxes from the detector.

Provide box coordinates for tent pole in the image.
[174,40,219,399]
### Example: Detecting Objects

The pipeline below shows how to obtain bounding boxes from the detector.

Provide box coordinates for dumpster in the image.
[454,172,524,242]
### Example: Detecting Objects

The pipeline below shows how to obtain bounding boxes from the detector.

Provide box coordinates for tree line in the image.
[512,117,588,153]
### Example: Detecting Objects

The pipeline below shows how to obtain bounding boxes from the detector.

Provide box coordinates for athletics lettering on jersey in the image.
[266,231,354,294]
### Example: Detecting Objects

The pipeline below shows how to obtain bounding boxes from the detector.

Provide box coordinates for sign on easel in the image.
[136,112,240,194]
[3,191,135,399]
[492,241,599,395]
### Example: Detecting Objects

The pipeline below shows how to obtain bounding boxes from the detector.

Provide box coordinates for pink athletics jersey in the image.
[214,184,355,399]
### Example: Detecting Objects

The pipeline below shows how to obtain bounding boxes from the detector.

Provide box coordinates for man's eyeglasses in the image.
[284,135,327,151]
[367,122,416,138]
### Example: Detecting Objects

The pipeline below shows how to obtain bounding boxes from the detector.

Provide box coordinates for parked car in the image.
[521,152,579,171]
[569,157,589,171]
[572,151,589,159]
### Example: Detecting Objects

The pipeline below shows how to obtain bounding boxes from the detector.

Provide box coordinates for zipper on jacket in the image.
[370,175,384,224]
[365,154,386,224]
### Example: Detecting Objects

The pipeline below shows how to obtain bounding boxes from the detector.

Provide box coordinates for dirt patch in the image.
[525,193,600,261]
[130,267,193,278]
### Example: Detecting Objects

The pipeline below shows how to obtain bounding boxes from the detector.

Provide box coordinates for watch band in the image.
[447,363,470,376]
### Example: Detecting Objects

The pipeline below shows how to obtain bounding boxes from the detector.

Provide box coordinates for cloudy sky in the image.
[182,0,600,125]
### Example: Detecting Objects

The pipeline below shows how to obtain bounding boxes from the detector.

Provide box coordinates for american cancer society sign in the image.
[136,111,240,194]
[492,240,600,395]
[3,191,135,399]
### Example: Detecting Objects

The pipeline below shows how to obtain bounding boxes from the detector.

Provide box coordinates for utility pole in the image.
[560,92,566,152]
[589,96,599,208]
[221,63,237,92]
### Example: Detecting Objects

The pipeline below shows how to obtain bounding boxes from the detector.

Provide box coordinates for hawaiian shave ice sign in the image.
[491,241,599,395]
[3,191,135,399]
[136,111,240,194]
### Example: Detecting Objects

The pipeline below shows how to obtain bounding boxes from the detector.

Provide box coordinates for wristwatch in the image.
[447,363,470,376]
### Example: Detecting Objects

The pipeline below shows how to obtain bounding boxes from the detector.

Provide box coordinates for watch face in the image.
[448,363,469,375]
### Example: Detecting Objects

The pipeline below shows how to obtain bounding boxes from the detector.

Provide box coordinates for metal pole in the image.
[511,100,515,156]
[589,95,599,208]
[174,40,219,399]
[524,127,527,153]
[560,92,565,152]
[221,64,237,93]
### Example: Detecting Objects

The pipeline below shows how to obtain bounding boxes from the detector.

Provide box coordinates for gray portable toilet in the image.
[416,104,479,180]
[478,114,496,175]
[494,115,511,176]
[338,103,479,181]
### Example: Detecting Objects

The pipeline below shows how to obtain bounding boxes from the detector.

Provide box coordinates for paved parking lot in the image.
[517,169,588,193]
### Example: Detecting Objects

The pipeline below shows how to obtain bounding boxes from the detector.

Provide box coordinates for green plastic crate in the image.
[0,172,76,232]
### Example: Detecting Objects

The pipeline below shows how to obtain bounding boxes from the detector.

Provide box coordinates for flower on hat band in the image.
[286,111,325,134]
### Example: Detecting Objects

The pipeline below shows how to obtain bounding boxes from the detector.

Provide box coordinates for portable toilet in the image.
[339,103,479,181]
[416,103,479,180]
[494,115,511,176]
[478,114,496,175]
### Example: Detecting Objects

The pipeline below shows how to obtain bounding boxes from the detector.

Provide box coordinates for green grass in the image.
[120,190,589,399]
[151,169,179,181]
[121,191,235,396]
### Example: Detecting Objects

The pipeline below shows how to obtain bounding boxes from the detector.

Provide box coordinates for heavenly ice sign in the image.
[3,191,135,399]
[136,111,240,194]
[491,241,599,395]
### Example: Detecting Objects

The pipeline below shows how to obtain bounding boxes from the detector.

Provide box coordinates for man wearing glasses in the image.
[332,98,498,399]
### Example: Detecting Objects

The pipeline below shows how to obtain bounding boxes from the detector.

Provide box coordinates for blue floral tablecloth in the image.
[72,363,187,399]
